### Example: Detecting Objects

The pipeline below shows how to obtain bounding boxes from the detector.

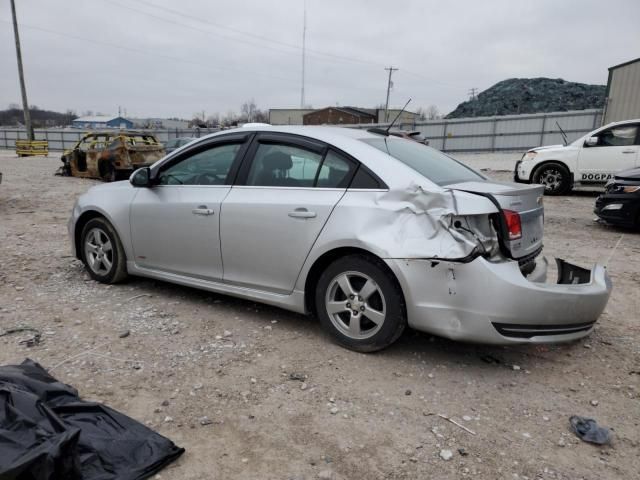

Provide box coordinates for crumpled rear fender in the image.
[319,185,498,259]
[295,185,500,293]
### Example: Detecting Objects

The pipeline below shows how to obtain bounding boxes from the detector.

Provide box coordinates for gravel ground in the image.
[1,151,639,480]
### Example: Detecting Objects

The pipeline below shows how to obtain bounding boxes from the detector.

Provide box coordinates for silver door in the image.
[220,141,355,294]
[130,141,245,280]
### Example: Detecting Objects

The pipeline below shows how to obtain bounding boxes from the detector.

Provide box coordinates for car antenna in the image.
[385,98,412,135]
[555,121,568,145]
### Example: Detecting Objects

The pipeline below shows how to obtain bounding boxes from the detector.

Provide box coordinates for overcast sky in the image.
[1,0,638,119]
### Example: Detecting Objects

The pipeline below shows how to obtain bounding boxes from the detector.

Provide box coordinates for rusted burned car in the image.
[58,131,165,182]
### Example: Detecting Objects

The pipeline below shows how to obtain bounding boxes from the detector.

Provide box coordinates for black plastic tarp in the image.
[0,359,184,480]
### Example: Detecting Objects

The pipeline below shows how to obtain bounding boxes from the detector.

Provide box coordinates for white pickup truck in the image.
[515,119,640,195]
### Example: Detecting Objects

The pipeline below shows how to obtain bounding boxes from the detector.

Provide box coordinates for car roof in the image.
[234,125,380,140]
[603,119,640,128]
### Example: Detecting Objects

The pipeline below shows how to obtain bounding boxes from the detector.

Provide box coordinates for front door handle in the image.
[192,205,215,216]
[288,208,317,219]
[622,150,637,154]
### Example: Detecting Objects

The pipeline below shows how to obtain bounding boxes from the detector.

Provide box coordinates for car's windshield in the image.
[362,137,485,186]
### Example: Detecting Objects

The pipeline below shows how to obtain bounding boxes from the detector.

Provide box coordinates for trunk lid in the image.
[446,180,545,259]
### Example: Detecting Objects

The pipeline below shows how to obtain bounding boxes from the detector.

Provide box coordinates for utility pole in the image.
[300,0,307,108]
[384,67,399,122]
[468,88,479,116]
[10,0,33,141]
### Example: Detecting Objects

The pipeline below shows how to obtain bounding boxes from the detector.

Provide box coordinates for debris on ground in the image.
[0,359,184,479]
[439,449,454,461]
[289,372,308,382]
[1,326,42,347]
[569,415,612,445]
[424,412,477,435]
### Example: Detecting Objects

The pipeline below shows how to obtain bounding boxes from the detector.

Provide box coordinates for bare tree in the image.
[221,110,239,127]
[426,105,441,120]
[253,108,268,123]
[206,113,220,127]
[240,99,258,123]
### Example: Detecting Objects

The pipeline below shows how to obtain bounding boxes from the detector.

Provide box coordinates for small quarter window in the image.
[350,166,384,189]
[316,150,355,188]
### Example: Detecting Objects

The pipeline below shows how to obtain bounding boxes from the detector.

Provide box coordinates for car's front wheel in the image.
[315,254,406,352]
[533,162,572,195]
[81,217,128,283]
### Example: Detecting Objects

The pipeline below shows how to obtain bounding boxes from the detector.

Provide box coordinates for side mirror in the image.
[130,167,152,187]
[585,136,598,147]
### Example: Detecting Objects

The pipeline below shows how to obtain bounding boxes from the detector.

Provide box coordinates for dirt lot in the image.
[1,151,638,480]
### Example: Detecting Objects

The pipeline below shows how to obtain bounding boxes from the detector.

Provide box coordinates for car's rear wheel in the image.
[81,217,128,284]
[315,254,406,352]
[533,162,572,195]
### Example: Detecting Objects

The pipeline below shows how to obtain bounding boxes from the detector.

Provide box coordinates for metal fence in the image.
[0,109,603,153]
[348,109,603,152]
[0,127,220,152]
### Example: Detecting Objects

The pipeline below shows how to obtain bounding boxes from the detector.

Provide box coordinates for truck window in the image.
[598,126,638,147]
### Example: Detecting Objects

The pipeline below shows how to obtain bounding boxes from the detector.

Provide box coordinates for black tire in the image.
[80,217,128,284]
[533,162,572,195]
[315,254,406,352]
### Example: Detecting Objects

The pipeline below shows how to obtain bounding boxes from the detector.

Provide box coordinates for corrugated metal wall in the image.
[347,109,603,152]
[0,128,220,152]
[604,60,640,124]
[0,110,603,153]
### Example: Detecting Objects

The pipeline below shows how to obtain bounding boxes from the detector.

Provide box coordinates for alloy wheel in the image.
[325,271,386,340]
[84,227,114,275]
[538,168,563,192]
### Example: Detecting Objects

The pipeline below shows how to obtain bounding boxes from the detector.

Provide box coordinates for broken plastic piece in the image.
[569,415,611,445]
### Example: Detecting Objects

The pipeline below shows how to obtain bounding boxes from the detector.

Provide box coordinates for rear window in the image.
[362,137,484,186]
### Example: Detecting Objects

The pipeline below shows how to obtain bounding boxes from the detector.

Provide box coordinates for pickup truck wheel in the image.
[315,254,406,352]
[533,162,571,195]
[81,217,128,284]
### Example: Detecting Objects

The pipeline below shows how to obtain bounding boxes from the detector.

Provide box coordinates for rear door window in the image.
[246,144,323,187]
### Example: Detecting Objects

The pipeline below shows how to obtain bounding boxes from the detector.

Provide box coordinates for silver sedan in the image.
[68,126,611,352]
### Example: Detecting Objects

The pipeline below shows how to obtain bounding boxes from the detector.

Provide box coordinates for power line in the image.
[0,18,297,85]
[125,0,385,68]
[0,18,386,98]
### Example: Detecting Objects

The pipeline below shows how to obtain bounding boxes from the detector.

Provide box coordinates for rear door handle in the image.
[288,208,317,219]
[192,205,215,216]
[622,150,637,154]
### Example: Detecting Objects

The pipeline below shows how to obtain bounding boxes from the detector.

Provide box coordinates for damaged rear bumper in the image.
[386,256,612,344]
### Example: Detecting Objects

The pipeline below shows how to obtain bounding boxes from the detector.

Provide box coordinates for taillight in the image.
[503,209,522,240]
